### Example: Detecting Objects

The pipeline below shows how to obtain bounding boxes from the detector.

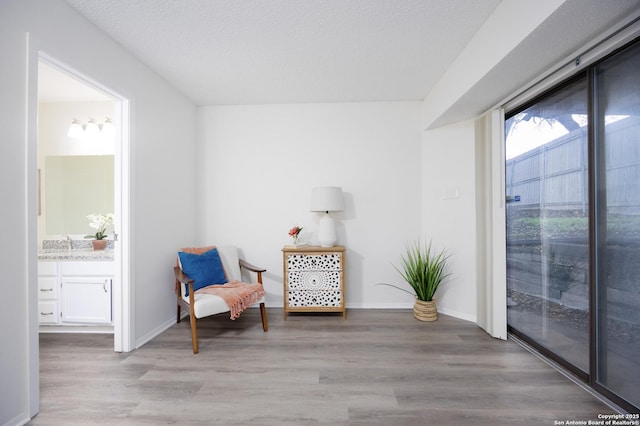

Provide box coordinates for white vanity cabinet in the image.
[37,261,59,324]
[38,260,114,327]
[60,262,113,324]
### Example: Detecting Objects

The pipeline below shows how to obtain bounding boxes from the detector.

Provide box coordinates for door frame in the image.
[34,53,132,352]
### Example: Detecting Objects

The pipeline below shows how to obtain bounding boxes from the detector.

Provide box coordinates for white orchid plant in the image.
[84,213,114,240]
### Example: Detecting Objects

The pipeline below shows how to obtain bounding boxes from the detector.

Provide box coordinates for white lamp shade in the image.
[85,118,100,138]
[310,186,344,212]
[102,117,115,137]
[67,119,83,138]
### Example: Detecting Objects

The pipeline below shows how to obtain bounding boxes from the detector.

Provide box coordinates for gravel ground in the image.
[508,290,640,344]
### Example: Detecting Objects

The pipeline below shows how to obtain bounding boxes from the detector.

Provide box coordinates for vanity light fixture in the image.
[67,116,114,139]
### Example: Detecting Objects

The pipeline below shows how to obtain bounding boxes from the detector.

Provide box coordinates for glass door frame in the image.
[506,70,591,383]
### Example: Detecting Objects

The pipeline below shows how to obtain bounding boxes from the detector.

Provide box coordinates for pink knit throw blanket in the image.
[195,281,264,320]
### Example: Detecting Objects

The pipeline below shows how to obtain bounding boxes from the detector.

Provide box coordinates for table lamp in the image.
[310,186,344,247]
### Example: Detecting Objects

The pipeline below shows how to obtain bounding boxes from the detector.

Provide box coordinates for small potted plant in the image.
[288,225,304,246]
[379,239,451,321]
[85,213,114,250]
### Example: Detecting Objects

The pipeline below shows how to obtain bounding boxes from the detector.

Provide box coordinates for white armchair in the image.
[174,246,268,353]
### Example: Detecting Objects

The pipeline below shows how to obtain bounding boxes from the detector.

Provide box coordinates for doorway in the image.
[36,56,130,352]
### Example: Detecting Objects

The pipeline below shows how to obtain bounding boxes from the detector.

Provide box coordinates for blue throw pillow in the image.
[178,248,227,296]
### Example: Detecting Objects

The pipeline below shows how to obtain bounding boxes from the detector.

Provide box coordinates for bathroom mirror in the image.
[45,155,114,235]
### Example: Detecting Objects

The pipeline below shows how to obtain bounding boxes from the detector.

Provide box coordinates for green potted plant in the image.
[379,239,451,321]
[84,213,114,250]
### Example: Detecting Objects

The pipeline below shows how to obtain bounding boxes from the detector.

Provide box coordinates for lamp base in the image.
[317,213,337,247]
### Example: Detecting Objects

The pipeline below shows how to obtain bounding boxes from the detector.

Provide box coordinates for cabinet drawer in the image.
[38,261,58,276]
[38,301,59,324]
[286,254,342,271]
[287,290,342,307]
[287,271,341,290]
[59,261,114,276]
[37,277,58,300]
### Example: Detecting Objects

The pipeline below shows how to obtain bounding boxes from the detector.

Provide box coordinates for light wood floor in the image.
[31,309,615,425]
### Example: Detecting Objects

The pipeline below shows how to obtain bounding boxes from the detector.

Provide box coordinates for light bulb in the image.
[101,116,115,138]
[85,117,100,138]
[67,119,84,139]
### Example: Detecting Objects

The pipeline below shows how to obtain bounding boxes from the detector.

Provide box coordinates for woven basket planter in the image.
[413,299,437,322]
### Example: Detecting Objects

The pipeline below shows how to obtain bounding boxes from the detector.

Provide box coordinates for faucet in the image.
[63,235,73,250]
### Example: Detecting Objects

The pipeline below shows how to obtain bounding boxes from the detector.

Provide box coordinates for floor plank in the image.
[31,309,615,425]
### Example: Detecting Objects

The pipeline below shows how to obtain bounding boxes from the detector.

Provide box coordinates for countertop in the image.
[39,239,115,261]
[38,249,114,261]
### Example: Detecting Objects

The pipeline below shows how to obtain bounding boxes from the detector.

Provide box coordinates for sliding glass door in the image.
[594,41,640,409]
[506,75,590,374]
[506,38,640,411]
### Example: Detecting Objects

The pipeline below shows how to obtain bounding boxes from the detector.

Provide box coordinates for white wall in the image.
[0,15,32,426]
[0,1,197,424]
[197,102,427,309]
[421,122,477,322]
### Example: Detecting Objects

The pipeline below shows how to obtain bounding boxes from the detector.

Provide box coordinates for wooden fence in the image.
[506,116,640,214]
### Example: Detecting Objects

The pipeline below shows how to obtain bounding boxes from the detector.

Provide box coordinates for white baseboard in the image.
[437,306,476,323]
[345,302,413,310]
[135,316,177,349]
[39,325,114,334]
[5,411,30,426]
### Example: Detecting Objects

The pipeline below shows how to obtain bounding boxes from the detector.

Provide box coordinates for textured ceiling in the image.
[62,0,501,105]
